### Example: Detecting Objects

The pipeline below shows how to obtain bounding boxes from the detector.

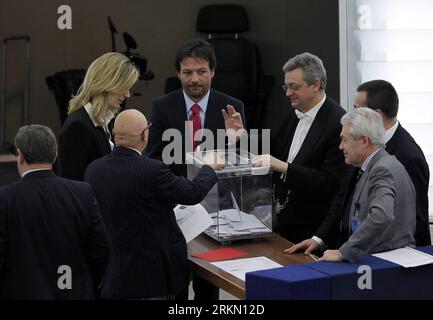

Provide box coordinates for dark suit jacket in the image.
[385,124,430,246]
[316,123,431,248]
[272,97,346,237]
[315,166,356,247]
[146,88,245,177]
[59,107,112,181]
[84,147,217,299]
[0,171,110,299]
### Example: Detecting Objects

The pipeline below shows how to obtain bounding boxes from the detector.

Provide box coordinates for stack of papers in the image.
[206,209,271,240]
[175,192,272,242]
[205,192,271,241]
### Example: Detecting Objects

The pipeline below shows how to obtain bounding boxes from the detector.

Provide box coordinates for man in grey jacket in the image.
[287,107,416,262]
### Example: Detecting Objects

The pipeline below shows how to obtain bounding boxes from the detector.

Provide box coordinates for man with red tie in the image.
[146,38,245,178]
[146,39,246,301]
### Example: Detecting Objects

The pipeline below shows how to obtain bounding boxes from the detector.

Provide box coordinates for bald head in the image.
[113,109,149,151]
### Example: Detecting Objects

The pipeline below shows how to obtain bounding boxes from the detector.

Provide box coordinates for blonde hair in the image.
[69,52,139,126]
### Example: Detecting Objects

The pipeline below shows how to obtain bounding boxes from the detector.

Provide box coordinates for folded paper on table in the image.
[192,247,249,262]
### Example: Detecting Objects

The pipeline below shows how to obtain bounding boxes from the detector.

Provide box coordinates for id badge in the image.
[351,217,360,233]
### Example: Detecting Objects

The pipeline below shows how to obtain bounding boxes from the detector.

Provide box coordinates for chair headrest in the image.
[196,5,249,34]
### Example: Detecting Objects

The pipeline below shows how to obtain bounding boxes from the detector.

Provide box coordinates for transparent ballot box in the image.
[186,149,273,243]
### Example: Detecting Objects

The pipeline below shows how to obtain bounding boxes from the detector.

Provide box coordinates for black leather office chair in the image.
[46,69,86,125]
[165,4,274,129]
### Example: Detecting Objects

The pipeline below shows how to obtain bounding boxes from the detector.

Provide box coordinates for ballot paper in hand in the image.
[174,203,213,243]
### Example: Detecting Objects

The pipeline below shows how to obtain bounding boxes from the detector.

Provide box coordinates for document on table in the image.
[211,256,282,281]
[174,203,213,243]
[372,247,433,268]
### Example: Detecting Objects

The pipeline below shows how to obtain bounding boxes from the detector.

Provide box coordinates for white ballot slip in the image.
[211,256,282,281]
[174,203,213,243]
[372,247,433,268]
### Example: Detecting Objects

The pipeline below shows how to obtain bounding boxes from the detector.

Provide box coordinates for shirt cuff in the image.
[312,236,325,250]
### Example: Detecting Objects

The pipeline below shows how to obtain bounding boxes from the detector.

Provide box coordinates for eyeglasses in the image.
[282,83,305,93]
[144,122,152,131]
[138,122,152,136]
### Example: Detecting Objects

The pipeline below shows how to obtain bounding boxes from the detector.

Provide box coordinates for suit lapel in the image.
[341,150,393,241]
[275,111,299,161]
[351,148,388,207]
[203,89,219,132]
[293,100,329,164]
[95,126,111,152]
[80,109,111,153]
[384,123,402,155]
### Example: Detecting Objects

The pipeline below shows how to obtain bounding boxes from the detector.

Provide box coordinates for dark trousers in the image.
[192,275,219,301]
[175,287,189,301]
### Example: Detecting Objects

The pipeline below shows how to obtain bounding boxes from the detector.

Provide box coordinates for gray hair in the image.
[282,52,327,90]
[15,124,57,164]
[341,108,385,147]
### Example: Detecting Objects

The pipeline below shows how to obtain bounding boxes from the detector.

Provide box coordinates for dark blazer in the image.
[315,166,356,247]
[272,96,347,239]
[385,124,430,246]
[0,170,110,299]
[316,123,431,248]
[146,88,245,177]
[84,146,217,299]
[58,107,112,181]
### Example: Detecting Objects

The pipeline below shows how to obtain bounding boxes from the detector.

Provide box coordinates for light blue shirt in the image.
[183,90,210,129]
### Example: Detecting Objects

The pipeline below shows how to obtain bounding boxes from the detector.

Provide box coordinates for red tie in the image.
[189,103,202,151]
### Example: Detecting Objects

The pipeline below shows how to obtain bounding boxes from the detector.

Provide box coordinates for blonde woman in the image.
[58,52,139,180]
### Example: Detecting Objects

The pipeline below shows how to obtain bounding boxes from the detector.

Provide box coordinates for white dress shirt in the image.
[385,120,399,144]
[281,94,326,182]
[286,94,326,164]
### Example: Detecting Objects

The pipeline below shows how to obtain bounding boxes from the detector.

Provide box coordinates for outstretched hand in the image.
[251,154,288,173]
[202,151,225,170]
[284,239,320,255]
[222,105,244,143]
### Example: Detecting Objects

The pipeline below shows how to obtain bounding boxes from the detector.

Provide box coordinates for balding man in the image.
[84,109,221,300]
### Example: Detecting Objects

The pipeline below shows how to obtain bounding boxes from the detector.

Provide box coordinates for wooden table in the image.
[187,233,313,299]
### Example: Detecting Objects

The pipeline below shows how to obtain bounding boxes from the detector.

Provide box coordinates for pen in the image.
[308,253,319,261]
